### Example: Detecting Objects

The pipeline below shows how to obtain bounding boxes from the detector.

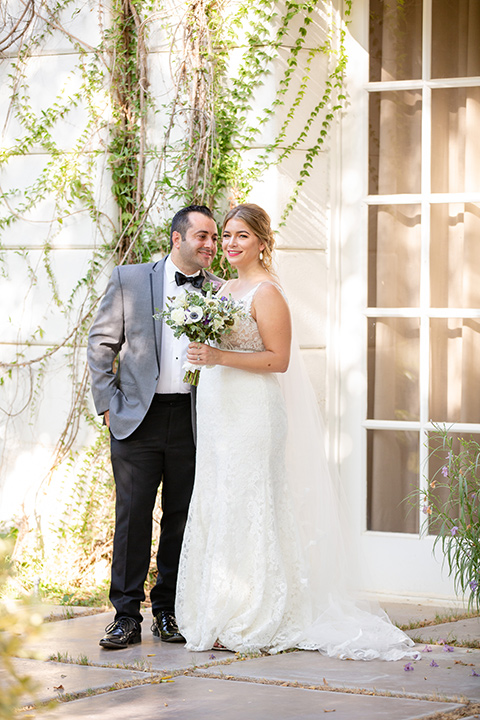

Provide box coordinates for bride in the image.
[175,203,418,661]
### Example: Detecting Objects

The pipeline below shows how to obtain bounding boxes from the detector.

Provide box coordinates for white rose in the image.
[213,317,224,331]
[171,308,186,325]
[173,293,187,308]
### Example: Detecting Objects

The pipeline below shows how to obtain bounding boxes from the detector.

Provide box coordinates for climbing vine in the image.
[0,0,351,600]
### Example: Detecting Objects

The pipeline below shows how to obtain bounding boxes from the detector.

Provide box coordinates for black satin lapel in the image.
[150,260,165,373]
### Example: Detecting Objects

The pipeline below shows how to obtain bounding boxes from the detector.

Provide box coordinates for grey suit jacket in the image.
[87,257,222,440]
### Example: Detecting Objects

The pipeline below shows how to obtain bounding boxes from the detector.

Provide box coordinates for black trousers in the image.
[109,393,196,622]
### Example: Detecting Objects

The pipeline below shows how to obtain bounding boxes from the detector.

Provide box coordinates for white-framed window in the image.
[365,0,480,534]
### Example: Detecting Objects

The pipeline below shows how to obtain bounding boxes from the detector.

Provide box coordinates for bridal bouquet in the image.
[155,282,245,386]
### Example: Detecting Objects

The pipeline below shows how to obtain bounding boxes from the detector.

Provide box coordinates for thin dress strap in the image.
[246,280,288,310]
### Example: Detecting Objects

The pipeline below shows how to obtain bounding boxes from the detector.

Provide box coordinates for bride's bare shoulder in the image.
[254,278,287,300]
[252,279,289,315]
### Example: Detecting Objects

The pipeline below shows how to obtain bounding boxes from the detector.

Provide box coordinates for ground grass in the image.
[398,609,480,632]
[420,703,480,719]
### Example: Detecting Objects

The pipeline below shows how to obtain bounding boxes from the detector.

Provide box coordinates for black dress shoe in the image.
[151,610,185,643]
[99,617,141,649]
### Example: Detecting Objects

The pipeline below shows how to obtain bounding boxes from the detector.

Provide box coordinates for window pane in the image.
[367,429,419,532]
[431,88,480,193]
[432,0,480,78]
[430,203,480,308]
[369,0,422,82]
[430,318,480,423]
[368,318,420,421]
[369,205,421,307]
[369,91,422,195]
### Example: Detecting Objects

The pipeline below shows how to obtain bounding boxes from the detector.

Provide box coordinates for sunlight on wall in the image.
[0,444,53,525]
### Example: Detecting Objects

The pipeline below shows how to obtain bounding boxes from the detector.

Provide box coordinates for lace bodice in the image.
[218,282,274,352]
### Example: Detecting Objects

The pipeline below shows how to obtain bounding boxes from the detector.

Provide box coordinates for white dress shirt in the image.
[155,255,202,394]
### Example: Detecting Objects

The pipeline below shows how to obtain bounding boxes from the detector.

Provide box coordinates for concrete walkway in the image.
[5,601,480,719]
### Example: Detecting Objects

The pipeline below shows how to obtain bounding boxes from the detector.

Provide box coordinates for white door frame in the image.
[330,0,479,602]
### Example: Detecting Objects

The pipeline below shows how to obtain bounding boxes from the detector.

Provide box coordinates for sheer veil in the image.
[276,323,419,660]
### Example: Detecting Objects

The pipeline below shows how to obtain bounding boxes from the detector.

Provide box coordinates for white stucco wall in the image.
[0,1,333,534]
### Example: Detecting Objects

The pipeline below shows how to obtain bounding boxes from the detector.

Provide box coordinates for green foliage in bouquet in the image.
[419,425,480,609]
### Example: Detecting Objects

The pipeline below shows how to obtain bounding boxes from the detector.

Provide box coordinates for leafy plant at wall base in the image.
[419,424,480,610]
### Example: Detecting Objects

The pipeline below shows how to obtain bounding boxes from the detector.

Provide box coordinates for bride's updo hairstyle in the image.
[222,203,275,271]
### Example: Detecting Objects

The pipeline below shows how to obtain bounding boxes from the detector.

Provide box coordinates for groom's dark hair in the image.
[169,205,215,248]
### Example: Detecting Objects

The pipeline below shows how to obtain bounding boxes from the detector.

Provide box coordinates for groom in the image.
[87,205,220,649]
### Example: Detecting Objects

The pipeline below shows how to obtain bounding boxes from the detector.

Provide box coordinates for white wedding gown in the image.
[176,283,419,661]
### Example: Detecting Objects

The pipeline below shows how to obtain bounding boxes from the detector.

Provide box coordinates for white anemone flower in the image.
[185,306,204,324]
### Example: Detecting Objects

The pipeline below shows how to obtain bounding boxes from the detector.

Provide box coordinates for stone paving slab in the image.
[42,605,106,622]
[195,646,480,702]
[24,612,234,672]
[8,601,102,623]
[406,617,480,646]
[1,658,148,704]
[40,600,469,628]
[26,674,462,720]
[381,601,469,628]
[15,603,479,718]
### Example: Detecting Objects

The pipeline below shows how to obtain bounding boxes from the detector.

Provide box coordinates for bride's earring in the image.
[259,251,264,261]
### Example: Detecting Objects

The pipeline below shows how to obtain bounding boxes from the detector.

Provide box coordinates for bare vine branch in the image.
[0,0,35,54]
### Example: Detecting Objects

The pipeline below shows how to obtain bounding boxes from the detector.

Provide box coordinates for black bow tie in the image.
[175,271,204,289]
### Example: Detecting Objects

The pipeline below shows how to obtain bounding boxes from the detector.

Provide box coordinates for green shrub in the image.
[419,426,480,609]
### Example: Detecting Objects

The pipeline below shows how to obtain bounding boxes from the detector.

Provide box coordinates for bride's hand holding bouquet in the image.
[155,282,245,386]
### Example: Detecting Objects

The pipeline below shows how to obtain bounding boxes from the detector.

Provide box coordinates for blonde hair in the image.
[222,203,275,271]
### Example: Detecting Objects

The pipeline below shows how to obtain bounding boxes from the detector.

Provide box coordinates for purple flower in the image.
[443,644,454,652]
[209,654,216,660]
[441,466,448,477]
[451,526,459,536]
[422,645,433,653]
[404,662,414,671]
[470,580,478,591]
[430,660,439,667]
[472,669,480,677]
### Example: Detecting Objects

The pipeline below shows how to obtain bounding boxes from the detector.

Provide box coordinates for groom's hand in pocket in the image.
[103,410,110,428]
